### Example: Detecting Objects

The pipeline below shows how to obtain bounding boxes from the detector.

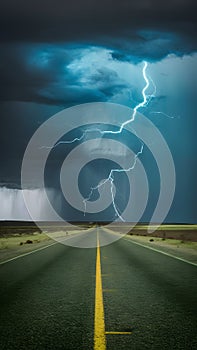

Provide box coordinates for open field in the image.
[0,232,50,250]
[0,222,196,241]
[133,224,197,230]
[0,232,53,263]
[0,221,92,237]
[129,225,197,241]
[127,234,197,252]
[139,236,197,250]
[108,224,197,241]
[0,222,90,262]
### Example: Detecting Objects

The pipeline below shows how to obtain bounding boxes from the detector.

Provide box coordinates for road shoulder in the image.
[124,234,197,265]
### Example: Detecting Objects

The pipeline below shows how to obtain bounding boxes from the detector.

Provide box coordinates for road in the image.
[0,229,197,349]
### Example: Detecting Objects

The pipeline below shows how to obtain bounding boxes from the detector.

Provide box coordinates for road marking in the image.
[105,331,132,335]
[124,238,197,267]
[0,242,58,265]
[94,233,106,350]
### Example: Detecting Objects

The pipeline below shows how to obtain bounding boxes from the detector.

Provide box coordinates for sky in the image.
[0,0,196,222]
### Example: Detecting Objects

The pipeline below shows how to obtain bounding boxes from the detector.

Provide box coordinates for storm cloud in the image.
[0,1,196,222]
[0,0,196,43]
[0,1,196,106]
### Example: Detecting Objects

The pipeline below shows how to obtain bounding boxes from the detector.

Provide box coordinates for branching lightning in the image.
[41,61,154,150]
[40,129,102,150]
[101,61,152,135]
[83,143,144,220]
[83,61,152,220]
[150,111,178,119]
[41,61,158,220]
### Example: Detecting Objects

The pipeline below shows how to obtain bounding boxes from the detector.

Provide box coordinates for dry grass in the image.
[0,232,50,250]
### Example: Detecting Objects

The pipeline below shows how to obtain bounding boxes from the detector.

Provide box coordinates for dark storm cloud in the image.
[109,30,197,62]
[0,0,196,43]
[0,1,196,223]
[0,37,196,107]
[0,1,196,106]
[0,45,127,105]
[0,44,81,105]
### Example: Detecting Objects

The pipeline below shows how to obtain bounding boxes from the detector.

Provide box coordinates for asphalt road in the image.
[0,229,197,350]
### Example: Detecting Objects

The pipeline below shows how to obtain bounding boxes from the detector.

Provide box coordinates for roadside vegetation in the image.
[0,232,50,250]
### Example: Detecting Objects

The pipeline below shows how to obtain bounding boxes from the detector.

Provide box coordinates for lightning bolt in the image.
[41,61,156,220]
[41,61,153,150]
[83,61,152,220]
[40,129,102,150]
[101,61,152,135]
[83,143,144,221]
[150,111,178,119]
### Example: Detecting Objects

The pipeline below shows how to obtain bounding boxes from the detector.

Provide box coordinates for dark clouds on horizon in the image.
[0,0,196,43]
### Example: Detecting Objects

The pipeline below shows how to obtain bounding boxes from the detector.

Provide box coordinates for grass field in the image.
[132,224,197,230]
[0,231,53,263]
[103,223,197,241]
[128,225,197,241]
[129,235,197,250]
[0,232,50,250]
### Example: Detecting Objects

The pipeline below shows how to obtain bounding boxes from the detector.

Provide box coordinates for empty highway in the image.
[0,229,197,349]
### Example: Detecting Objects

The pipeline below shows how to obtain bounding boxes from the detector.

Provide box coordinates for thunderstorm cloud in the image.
[0,0,196,222]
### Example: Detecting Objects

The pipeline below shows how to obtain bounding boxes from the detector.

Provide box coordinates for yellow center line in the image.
[105,331,132,335]
[94,232,106,350]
